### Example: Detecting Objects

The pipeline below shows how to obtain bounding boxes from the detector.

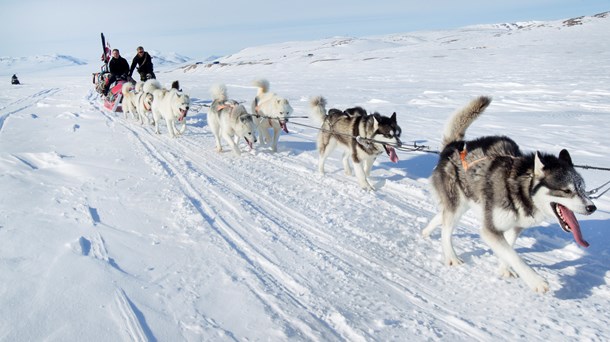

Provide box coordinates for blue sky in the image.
[1,0,608,60]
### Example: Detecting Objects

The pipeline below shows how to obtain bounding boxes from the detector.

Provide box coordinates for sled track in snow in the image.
[87,98,508,339]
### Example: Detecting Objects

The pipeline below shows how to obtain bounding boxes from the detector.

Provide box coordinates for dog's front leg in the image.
[165,118,176,138]
[271,126,280,152]
[223,133,240,156]
[353,162,374,190]
[498,227,523,278]
[342,152,352,176]
[481,224,549,293]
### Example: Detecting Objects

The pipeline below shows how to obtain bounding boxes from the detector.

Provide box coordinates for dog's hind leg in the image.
[422,213,442,238]
[440,205,467,266]
[480,223,549,293]
[317,136,336,174]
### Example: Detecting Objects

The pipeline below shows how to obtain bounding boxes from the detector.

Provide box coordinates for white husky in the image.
[135,79,160,126]
[251,79,293,152]
[151,81,190,138]
[121,82,139,120]
[208,84,257,155]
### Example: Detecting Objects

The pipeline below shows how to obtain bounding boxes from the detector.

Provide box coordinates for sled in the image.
[92,32,125,113]
[102,81,125,112]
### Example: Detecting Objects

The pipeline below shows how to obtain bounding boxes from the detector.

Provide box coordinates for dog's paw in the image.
[532,280,550,294]
[498,265,518,278]
[525,275,549,293]
[444,257,463,266]
[523,273,549,293]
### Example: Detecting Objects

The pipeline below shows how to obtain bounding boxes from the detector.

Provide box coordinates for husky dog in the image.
[251,79,293,152]
[422,96,597,293]
[135,79,161,125]
[151,81,190,137]
[121,82,139,120]
[309,96,402,190]
[208,84,257,155]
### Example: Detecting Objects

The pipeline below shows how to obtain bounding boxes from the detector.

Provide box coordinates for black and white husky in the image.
[309,96,402,190]
[423,96,597,293]
[208,84,257,156]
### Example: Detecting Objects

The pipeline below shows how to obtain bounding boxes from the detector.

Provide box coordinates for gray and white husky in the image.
[309,96,402,190]
[208,84,257,156]
[422,96,597,293]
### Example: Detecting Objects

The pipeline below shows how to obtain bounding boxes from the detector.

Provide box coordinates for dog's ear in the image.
[391,112,397,122]
[373,116,379,132]
[534,151,545,178]
[558,149,573,166]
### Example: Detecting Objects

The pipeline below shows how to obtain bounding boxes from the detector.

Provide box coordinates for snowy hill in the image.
[147,50,192,66]
[1,12,610,341]
[0,54,88,76]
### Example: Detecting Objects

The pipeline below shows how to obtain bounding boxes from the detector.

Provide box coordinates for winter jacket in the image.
[130,52,154,75]
[109,56,130,77]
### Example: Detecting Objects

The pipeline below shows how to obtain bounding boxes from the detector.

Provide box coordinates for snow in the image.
[1,13,610,341]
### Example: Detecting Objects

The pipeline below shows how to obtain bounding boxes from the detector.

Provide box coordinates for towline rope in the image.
[208,110,610,171]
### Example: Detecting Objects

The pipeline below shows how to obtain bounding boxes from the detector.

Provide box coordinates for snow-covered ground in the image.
[1,12,610,341]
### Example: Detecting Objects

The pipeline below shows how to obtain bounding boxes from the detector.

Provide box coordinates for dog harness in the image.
[460,147,488,170]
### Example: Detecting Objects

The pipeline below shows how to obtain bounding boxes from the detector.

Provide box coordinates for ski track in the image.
[85,91,502,340]
[79,83,610,340]
[0,88,60,132]
[114,288,154,342]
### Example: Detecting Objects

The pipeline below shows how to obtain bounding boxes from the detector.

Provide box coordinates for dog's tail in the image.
[143,79,162,94]
[441,96,492,148]
[309,96,327,126]
[253,79,270,96]
[210,84,228,102]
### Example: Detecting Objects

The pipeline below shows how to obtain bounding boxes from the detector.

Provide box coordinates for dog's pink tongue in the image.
[559,204,589,248]
[280,121,289,133]
[387,146,399,163]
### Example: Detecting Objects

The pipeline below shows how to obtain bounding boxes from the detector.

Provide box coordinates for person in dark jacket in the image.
[11,74,20,85]
[103,49,130,96]
[129,46,156,82]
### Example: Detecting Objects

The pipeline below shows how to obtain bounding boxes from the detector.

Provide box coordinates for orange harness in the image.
[216,103,235,111]
[460,147,488,170]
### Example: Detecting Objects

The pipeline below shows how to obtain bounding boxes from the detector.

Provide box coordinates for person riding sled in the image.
[129,46,156,82]
[11,74,20,85]
[103,49,130,96]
